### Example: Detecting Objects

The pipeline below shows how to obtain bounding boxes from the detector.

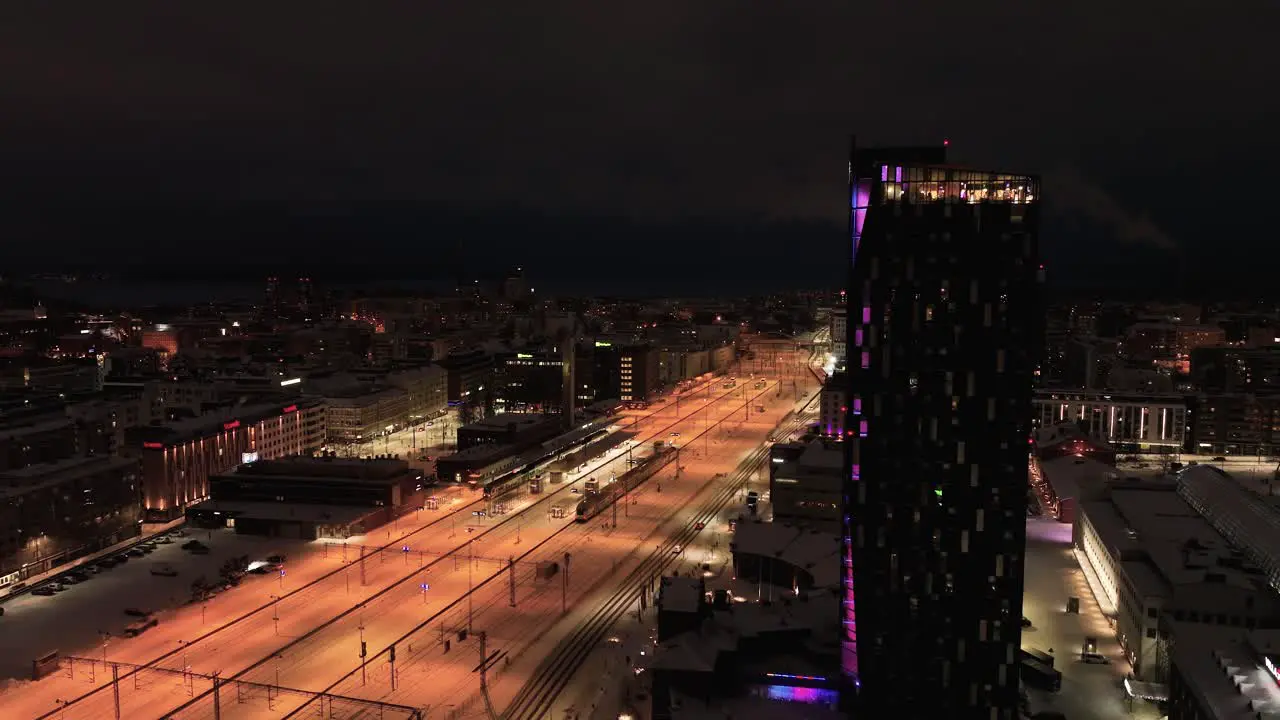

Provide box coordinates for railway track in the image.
[276,382,793,718]
[147,377,765,720]
[30,377,746,720]
[502,402,816,720]
[30,491,484,719]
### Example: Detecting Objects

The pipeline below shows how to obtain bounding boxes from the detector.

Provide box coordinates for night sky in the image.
[1,3,1276,295]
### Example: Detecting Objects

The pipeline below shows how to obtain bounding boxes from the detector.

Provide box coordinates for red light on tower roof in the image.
[943,138,950,147]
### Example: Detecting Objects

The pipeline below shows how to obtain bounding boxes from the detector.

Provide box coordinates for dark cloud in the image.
[1049,167,1177,251]
[0,1,1276,285]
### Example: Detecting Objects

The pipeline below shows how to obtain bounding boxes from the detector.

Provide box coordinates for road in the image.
[6,362,810,720]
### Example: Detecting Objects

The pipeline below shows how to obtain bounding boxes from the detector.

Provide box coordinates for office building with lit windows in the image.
[1033,388,1187,452]
[576,342,658,405]
[126,399,326,521]
[842,139,1042,717]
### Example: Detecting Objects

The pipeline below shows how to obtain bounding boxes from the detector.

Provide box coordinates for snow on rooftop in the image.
[731,521,841,588]
[727,590,841,640]
[1038,454,1117,501]
[1081,483,1268,599]
[1179,465,1280,593]
[1168,622,1280,720]
[659,576,705,614]
[188,499,377,525]
[797,440,842,470]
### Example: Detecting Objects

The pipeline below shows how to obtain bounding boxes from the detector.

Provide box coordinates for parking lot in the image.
[0,527,315,683]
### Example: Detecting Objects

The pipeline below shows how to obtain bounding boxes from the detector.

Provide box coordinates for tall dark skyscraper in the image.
[264,276,280,322]
[842,139,1042,717]
[297,277,314,322]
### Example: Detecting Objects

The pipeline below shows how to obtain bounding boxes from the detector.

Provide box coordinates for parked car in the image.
[181,540,207,551]
[1082,652,1110,664]
[127,548,146,558]
[1021,616,1033,628]
[31,586,57,596]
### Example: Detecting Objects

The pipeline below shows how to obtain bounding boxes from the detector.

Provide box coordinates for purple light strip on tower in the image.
[851,183,870,259]
[845,164,875,686]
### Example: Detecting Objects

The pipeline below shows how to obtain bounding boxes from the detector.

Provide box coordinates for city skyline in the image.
[2,4,1275,719]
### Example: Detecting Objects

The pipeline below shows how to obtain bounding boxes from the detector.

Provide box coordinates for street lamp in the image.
[270,595,281,635]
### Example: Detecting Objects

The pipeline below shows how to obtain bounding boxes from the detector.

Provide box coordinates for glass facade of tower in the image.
[842,140,1042,717]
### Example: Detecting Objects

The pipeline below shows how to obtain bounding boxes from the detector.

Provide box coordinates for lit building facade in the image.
[1033,389,1187,451]
[769,438,843,532]
[127,399,325,521]
[842,140,1041,717]
[0,455,142,585]
[577,342,659,405]
[819,372,847,439]
[830,308,848,364]
[493,351,566,414]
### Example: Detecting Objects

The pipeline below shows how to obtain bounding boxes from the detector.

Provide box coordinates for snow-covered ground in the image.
[1022,515,1162,720]
[0,528,314,681]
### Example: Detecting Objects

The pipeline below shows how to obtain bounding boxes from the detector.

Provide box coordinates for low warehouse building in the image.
[186,455,426,540]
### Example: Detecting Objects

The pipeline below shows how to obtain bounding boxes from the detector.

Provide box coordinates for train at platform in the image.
[480,424,634,503]
[576,443,677,522]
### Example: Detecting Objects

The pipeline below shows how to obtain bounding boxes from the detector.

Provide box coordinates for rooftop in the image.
[0,454,137,498]
[1082,482,1269,599]
[1179,465,1280,593]
[461,413,552,431]
[730,521,841,589]
[186,499,377,526]
[226,456,413,482]
[0,415,74,440]
[797,439,842,471]
[1038,454,1117,501]
[129,399,320,443]
[658,576,705,614]
[1168,622,1280,720]
[322,384,404,402]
